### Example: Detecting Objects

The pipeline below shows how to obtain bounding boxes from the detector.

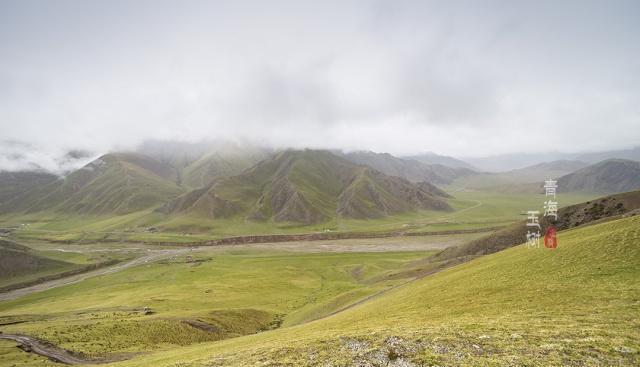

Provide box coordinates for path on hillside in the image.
[452,199,483,215]
[0,249,190,302]
[311,257,466,323]
[0,333,108,364]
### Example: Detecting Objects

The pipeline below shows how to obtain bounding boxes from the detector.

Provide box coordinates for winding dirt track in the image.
[0,249,190,302]
[0,333,101,364]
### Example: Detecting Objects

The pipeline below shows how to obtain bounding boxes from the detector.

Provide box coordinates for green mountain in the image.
[557,158,640,193]
[160,150,452,224]
[342,151,475,185]
[0,153,184,215]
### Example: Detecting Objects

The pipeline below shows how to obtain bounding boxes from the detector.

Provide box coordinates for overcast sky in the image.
[1,0,639,171]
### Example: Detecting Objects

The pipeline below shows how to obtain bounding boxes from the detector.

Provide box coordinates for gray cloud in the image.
[0,0,639,171]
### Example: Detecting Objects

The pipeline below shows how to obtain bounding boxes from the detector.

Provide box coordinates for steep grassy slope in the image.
[0,153,184,215]
[558,158,640,194]
[160,150,452,224]
[113,214,640,367]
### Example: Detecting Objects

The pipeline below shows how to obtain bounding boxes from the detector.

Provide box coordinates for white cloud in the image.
[0,0,638,171]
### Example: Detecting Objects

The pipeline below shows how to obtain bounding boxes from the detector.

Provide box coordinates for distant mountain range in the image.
[160,150,451,224]
[463,146,640,172]
[452,158,640,194]
[557,159,640,193]
[401,152,477,170]
[447,159,589,190]
[341,151,475,185]
[1,149,453,224]
[573,147,640,164]
[2,142,640,224]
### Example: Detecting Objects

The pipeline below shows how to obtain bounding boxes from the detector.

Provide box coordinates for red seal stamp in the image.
[544,226,557,249]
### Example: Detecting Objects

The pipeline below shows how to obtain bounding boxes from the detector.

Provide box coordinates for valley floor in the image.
[1,190,637,366]
[0,234,466,366]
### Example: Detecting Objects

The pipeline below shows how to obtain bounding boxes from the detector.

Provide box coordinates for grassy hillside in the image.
[109,213,640,366]
[0,239,104,289]
[160,150,452,225]
[0,240,76,287]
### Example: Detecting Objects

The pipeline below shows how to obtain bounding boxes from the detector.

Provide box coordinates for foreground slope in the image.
[119,214,640,366]
[160,150,452,224]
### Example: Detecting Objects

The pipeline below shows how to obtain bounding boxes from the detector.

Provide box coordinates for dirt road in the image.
[0,333,104,364]
[0,227,495,303]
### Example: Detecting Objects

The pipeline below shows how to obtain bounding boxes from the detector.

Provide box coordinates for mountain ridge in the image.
[160,150,452,224]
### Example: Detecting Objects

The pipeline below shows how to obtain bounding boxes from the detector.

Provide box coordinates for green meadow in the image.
[105,213,640,367]
[0,249,437,363]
